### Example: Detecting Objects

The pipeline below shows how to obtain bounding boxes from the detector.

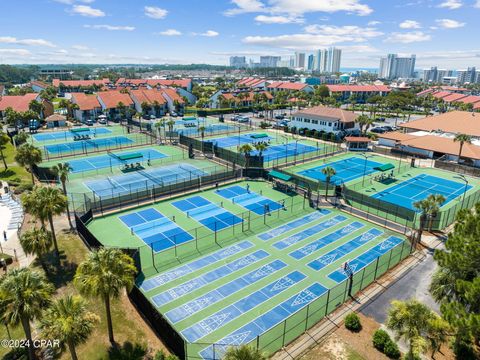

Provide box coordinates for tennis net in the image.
[108,151,121,160]
[138,170,164,186]
[187,203,219,218]
[131,216,171,234]
[232,192,257,204]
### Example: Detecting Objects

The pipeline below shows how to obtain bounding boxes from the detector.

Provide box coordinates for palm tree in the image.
[0,132,9,171]
[74,248,136,344]
[426,194,446,232]
[321,166,336,201]
[23,186,68,257]
[355,114,374,135]
[19,228,52,272]
[51,163,74,229]
[167,119,175,143]
[253,143,268,158]
[28,100,44,118]
[0,268,54,360]
[223,345,266,360]
[413,198,431,246]
[40,295,99,360]
[453,134,472,163]
[14,143,42,184]
[198,126,206,153]
[387,299,437,360]
[238,144,253,168]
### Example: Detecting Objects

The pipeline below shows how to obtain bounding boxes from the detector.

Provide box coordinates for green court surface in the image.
[137,203,409,360]
[201,130,339,166]
[31,125,127,146]
[87,181,311,274]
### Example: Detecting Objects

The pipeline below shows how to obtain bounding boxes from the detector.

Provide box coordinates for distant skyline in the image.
[0,0,479,69]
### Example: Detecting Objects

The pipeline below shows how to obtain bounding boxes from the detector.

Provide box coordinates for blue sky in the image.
[0,0,478,69]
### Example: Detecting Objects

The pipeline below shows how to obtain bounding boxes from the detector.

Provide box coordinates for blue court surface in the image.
[216,185,283,215]
[84,163,205,198]
[209,133,272,148]
[298,156,384,185]
[371,174,472,211]
[172,195,243,231]
[178,124,234,136]
[32,127,111,142]
[252,143,318,162]
[119,208,193,252]
[44,136,133,156]
[68,148,167,173]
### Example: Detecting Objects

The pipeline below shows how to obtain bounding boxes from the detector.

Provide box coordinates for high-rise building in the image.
[313,48,342,73]
[457,67,477,84]
[295,52,306,69]
[379,54,416,79]
[229,56,247,68]
[307,54,315,71]
[259,56,281,68]
[423,67,453,83]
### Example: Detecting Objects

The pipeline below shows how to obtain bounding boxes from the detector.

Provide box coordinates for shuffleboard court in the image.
[68,148,167,173]
[44,135,133,156]
[119,208,193,252]
[371,173,472,211]
[85,163,206,197]
[32,127,111,142]
[298,156,384,185]
[216,185,283,215]
[172,195,243,231]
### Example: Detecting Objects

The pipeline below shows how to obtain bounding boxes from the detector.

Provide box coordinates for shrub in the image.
[384,340,401,359]
[373,329,391,352]
[344,312,362,332]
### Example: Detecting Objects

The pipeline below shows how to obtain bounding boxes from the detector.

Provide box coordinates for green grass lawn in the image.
[0,141,32,185]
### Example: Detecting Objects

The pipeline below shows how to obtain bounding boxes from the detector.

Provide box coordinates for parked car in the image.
[376,117,386,122]
[85,119,95,126]
[382,126,395,132]
[237,116,249,123]
[170,112,178,117]
[98,118,107,125]
[258,114,265,118]
[275,115,284,120]
[370,127,387,134]
[230,115,240,121]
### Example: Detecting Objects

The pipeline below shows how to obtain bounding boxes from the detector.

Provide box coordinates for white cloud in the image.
[368,21,381,26]
[194,30,219,37]
[438,0,463,9]
[225,0,372,16]
[157,29,182,36]
[254,15,303,24]
[0,48,31,56]
[84,24,135,31]
[224,0,266,16]
[475,0,480,7]
[71,5,105,17]
[385,31,431,43]
[144,6,168,19]
[71,44,89,50]
[0,36,56,47]
[399,20,421,29]
[53,0,94,4]
[304,25,383,39]
[435,18,465,28]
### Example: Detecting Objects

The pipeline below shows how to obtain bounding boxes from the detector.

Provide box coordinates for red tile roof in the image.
[237,78,266,87]
[401,135,480,160]
[71,93,101,111]
[400,111,480,136]
[52,78,110,88]
[29,80,49,89]
[327,85,391,93]
[116,78,191,89]
[442,93,468,103]
[292,106,358,123]
[458,95,480,104]
[97,91,133,109]
[130,89,167,105]
[345,136,371,142]
[267,82,309,91]
[416,88,435,96]
[431,91,452,99]
[161,88,184,103]
[0,93,39,112]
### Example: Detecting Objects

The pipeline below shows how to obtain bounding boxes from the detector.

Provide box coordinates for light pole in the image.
[281,134,289,164]
[294,139,299,165]
[360,152,374,187]
[454,174,469,209]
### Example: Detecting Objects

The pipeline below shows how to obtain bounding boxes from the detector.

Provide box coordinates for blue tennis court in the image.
[199,283,328,360]
[210,133,272,148]
[181,270,306,342]
[119,208,193,252]
[152,250,270,308]
[139,240,254,291]
[298,156,385,185]
[32,127,111,142]
[178,124,235,136]
[328,236,404,283]
[85,163,205,197]
[44,136,133,156]
[216,185,283,215]
[371,174,472,211]
[165,260,287,324]
[172,195,243,231]
[68,148,167,173]
[252,143,318,162]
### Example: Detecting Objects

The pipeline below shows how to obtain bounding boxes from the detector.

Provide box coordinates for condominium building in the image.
[295,52,306,69]
[259,56,281,68]
[229,56,247,69]
[313,48,342,73]
[456,67,479,84]
[423,67,453,83]
[379,54,416,80]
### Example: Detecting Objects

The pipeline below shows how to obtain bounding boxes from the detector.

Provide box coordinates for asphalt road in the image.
[360,246,441,324]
